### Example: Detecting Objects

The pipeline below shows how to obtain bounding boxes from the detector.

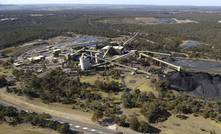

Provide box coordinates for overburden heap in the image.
[166,72,221,99]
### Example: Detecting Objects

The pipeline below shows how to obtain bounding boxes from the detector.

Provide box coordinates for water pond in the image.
[181,41,202,47]
[88,37,98,41]
[71,38,86,42]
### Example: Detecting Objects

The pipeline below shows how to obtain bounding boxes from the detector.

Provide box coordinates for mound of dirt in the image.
[166,72,221,99]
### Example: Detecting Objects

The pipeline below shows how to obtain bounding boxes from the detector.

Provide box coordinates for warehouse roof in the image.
[101,45,123,50]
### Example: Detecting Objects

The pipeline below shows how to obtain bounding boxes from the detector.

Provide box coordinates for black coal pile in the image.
[163,57,176,63]
[166,72,221,99]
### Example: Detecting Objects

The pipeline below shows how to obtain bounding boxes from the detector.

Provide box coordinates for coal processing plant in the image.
[79,48,221,100]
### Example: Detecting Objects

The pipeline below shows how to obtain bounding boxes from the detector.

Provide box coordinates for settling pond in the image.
[180,41,202,48]
[71,37,98,43]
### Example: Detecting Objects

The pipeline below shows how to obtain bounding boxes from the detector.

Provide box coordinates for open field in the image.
[156,114,221,134]
[124,75,148,90]
[137,80,159,96]
[0,123,58,134]
[80,74,122,84]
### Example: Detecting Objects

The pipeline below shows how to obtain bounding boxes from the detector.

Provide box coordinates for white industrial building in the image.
[27,55,45,61]
[80,54,91,70]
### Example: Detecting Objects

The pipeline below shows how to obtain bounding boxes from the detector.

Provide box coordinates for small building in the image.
[101,46,124,55]
[13,62,20,67]
[27,55,45,61]
[53,49,61,57]
[80,55,90,70]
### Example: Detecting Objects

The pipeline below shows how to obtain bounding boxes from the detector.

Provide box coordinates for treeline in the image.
[0,10,125,49]
[3,9,221,51]
[0,104,81,134]
[122,78,221,124]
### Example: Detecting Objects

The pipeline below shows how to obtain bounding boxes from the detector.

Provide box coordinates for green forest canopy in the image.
[1,9,221,50]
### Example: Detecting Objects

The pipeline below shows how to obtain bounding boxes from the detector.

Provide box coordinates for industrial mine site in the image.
[6,32,221,101]
[2,5,221,134]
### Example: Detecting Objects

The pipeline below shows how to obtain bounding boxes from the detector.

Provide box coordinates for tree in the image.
[115,115,127,127]
[0,76,7,88]
[138,121,151,133]
[57,124,69,134]
[91,110,103,122]
[216,114,221,122]
[129,116,139,131]
[5,85,12,93]
[5,106,18,119]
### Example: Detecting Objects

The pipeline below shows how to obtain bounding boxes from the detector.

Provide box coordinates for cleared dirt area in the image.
[0,92,93,124]
[0,123,58,134]
[135,17,159,25]
[122,18,140,25]
[173,18,198,24]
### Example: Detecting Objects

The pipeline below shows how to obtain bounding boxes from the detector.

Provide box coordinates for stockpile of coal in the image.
[163,57,176,63]
[162,57,221,73]
[166,72,221,99]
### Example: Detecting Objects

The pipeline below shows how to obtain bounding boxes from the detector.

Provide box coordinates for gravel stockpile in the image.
[166,72,221,99]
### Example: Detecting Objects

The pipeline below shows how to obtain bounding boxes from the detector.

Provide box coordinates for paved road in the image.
[0,87,124,134]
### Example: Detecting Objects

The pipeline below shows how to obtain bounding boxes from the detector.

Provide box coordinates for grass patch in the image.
[99,91,109,98]
[0,67,13,76]
[155,114,221,134]
[1,47,15,54]
[0,123,58,134]
[210,120,221,127]
[124,75,147,90]
[81,74,121,84]
[166,129,175,134]
[137,81,159,97]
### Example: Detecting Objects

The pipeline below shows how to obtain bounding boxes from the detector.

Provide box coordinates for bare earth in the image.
[173,18,198,24]
[135,17,159,25]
